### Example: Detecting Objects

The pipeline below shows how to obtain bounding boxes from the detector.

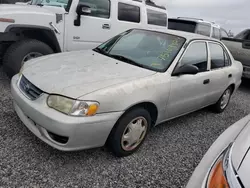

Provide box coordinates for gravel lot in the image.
[0,66,249,188]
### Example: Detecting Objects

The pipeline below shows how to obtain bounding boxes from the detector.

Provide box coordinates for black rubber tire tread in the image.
[107,108,151,157]
[3,39,53,78]
[212,86,233,113]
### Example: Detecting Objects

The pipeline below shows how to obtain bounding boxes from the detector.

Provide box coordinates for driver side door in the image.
[65,0,113,51]
[166,41,211,119]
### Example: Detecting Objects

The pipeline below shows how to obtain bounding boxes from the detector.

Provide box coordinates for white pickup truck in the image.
[0,0,168,78]
[222,29,250,79]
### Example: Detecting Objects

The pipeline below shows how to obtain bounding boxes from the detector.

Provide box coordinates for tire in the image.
[107,108,151,157]
[212,87,233,113]
[3,39,53,78]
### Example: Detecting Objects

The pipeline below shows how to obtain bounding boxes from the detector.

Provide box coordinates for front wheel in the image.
[212,87,233,113]
[107,108,151,157]
[3,39,53,78]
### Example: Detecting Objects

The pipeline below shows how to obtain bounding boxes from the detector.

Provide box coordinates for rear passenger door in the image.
[114,1,142,35]
[205,42,233,104]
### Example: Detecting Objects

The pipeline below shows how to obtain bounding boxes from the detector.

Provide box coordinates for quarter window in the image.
[209,43,230,69]
[78,0,110,19]
[147,9,167,26]
[196,24,211,37]
[118,3,140,23]
[179,42,208,72]
[212,28,221,39]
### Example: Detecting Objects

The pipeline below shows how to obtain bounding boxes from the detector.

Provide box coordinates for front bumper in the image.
[11,75,124,151]
[186,115,250,188]
[243,65,250,79]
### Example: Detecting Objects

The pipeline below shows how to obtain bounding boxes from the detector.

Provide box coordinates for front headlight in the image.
[206,143,236,188]
[206,153,229,188]
[47,95,99,116]
[19,65,24,76]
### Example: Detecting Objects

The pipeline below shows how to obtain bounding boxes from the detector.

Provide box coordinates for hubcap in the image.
[220,89,231,109]
[121,117,148,151]
[21,52,43,66]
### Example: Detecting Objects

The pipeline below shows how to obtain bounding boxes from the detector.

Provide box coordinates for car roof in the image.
[169,17,220,28]
[134,28,220,42]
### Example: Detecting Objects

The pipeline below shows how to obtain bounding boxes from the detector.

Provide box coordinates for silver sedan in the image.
[186,114,250,188]
[11,28,243,157]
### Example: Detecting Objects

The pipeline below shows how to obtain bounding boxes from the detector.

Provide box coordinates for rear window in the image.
[147,9,167,27]
[168,19,196,33]
[118,3,140,23]
[196,24,211,37]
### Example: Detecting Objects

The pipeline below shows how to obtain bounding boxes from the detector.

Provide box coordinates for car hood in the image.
[0,4,65,16]
[231,117,250,187]
[22,50,156,98]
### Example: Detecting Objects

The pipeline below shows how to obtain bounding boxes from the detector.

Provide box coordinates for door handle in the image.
[203,79,210,85]
[102,24,110,30]
[228,74,232,78]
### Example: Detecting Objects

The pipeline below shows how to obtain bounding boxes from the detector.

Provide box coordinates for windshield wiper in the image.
[93,48,109,55]
[109,54,145,68]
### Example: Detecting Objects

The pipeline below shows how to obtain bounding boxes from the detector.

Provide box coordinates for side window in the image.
[212,28,221,39]
[196,24,211,37]
[179,42,208,72]
[147,9,167,27]
[118,3,140,23]
[79,0,110,19]
[209,43,231,69]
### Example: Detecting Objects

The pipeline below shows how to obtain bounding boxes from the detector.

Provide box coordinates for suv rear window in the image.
[168,19,196,33]
[212,27,221,39]
[196,24,211,37]
[118,3,140,23]
[147,9,167,26]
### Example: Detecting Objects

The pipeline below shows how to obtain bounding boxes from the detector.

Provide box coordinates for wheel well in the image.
[229,84,235,93]
[105,102,158,146]
[4,27,61,53]
[124,102,158,126]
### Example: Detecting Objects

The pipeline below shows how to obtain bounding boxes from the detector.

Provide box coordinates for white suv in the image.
[0,0,168,78]
[168,17,229,39]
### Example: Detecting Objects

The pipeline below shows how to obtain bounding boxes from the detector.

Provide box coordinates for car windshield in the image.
[31,0,69,9]
[94,29,186,72]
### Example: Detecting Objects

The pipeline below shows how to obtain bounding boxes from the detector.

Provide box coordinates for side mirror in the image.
[74,4,91,26]
[76,4,91,15]
[172,64,199,76]
[242,41,250,49]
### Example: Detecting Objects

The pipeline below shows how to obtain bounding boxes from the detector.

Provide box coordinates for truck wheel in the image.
[107,108,151,157]
[3,39,53,78]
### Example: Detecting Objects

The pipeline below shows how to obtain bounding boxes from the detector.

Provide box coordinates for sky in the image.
[154,0,249,35]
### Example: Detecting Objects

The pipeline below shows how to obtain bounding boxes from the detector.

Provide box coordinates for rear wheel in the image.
[107,108,151,157]
[3,39,53,78]
[212,87,233,113]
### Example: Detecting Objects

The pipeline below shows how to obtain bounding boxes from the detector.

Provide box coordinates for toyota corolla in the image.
[11,29,243,157]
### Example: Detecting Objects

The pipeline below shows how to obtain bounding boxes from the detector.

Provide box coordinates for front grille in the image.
[19,75,43,100]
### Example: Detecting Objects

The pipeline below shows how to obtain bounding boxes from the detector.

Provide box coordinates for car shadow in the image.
[239,78,250,92]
